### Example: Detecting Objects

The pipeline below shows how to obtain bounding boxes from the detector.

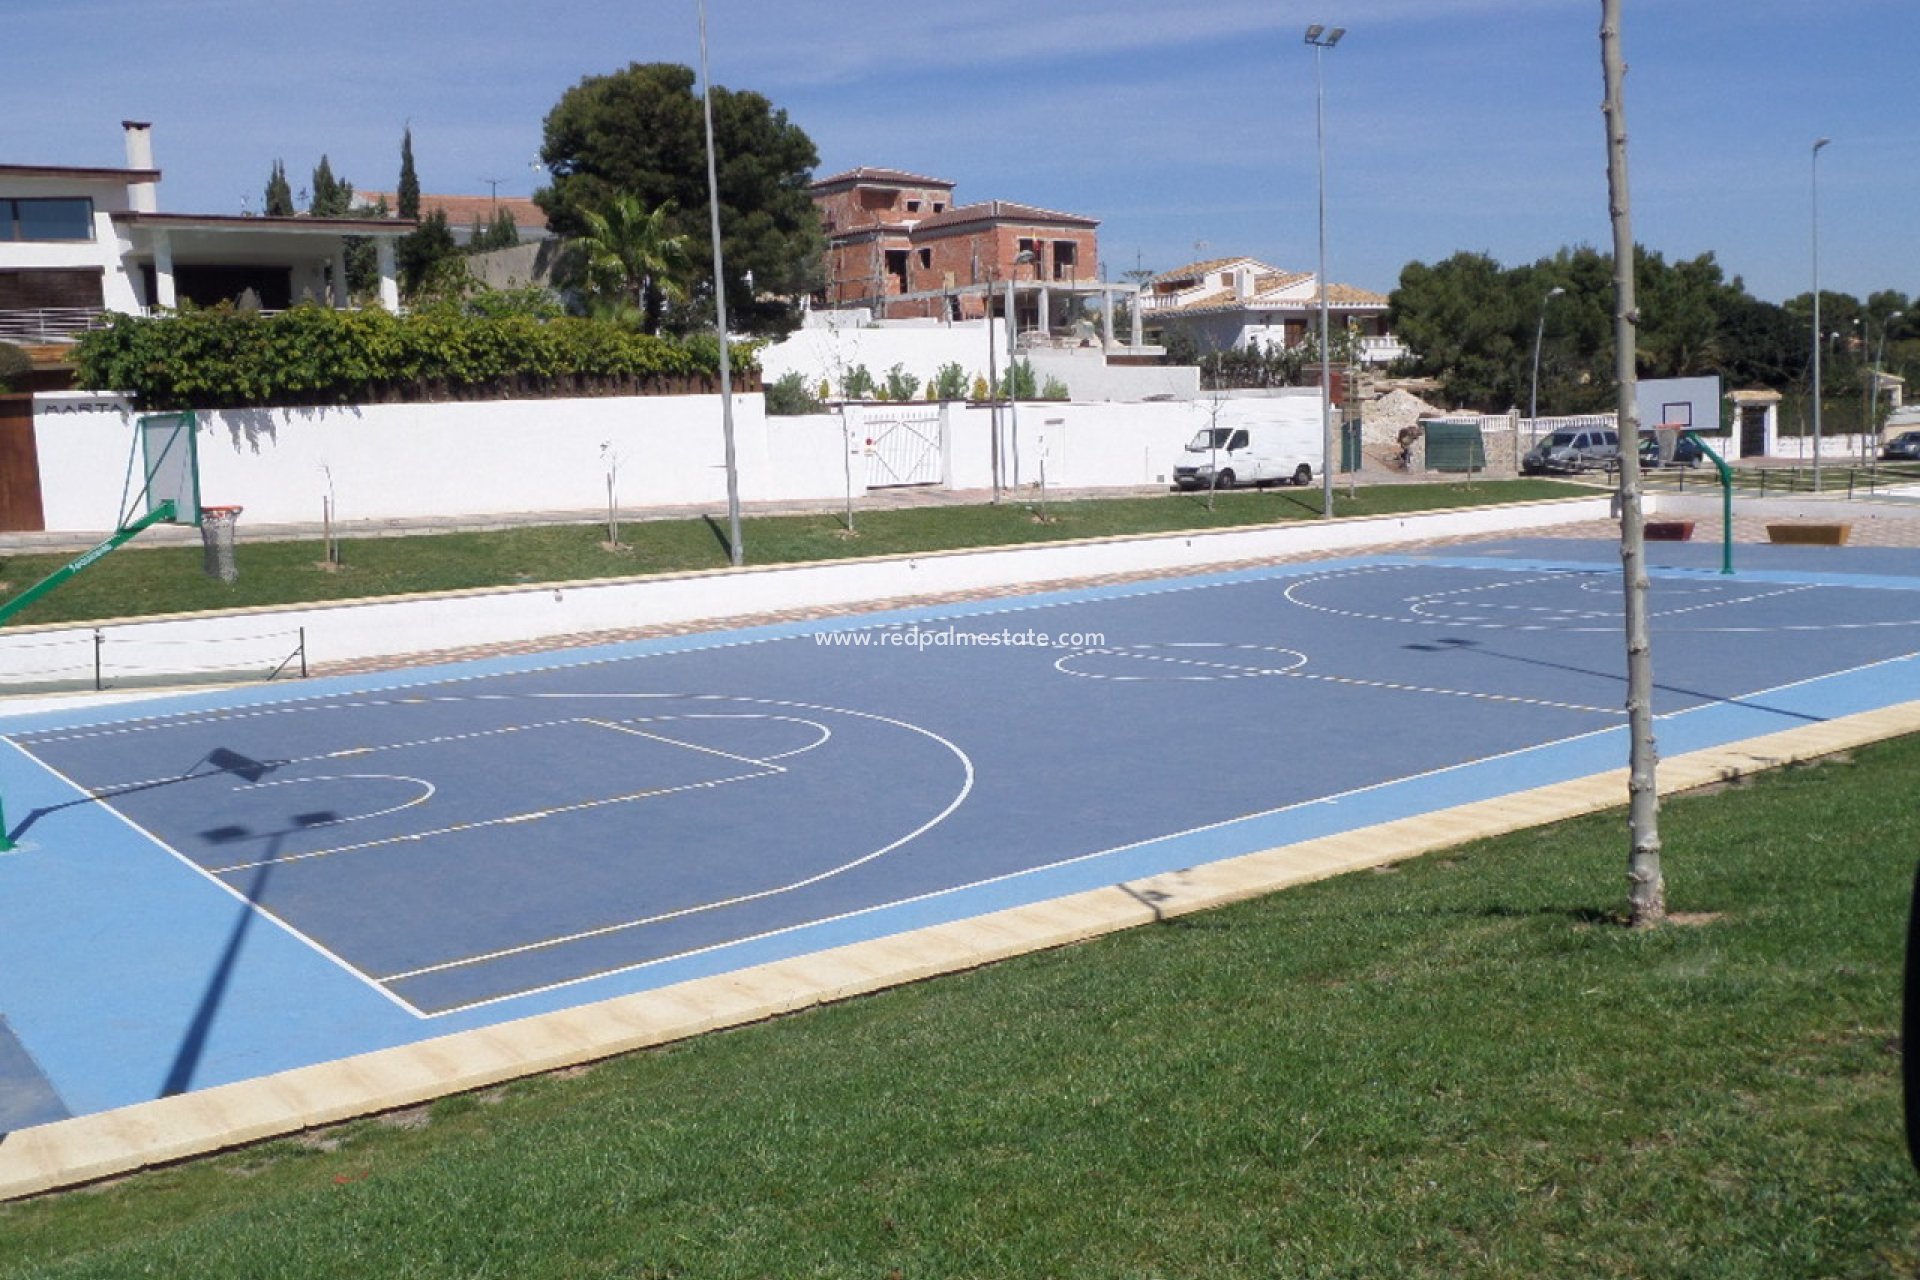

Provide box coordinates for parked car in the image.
[1639,431,1705,468]
[1521,428,1620,475]
[1173,424,1316,490]
[1882,430,1920,462]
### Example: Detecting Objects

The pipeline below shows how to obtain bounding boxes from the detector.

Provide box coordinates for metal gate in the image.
[860,406,946,488]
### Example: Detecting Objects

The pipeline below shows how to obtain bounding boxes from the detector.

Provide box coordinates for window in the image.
[4,198,95,242]
[906,199,921,213]
[1052,240,1077,280]
[918,248,932,269]
[1228,430,1249,451]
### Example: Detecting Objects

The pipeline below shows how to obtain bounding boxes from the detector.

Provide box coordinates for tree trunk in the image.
[1601,0,1667,927]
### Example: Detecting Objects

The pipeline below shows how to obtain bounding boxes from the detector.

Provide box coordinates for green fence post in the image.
[0,793,15,853]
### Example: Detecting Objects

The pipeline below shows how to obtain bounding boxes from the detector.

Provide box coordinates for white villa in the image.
[0,121,413,347]
[1140,256,1406,366]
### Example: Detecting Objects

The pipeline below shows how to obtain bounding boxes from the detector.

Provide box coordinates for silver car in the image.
[1522,428,1620,475]
[1882,431,1920,462]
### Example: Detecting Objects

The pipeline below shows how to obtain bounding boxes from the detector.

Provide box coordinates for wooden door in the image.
[0,394,47,532]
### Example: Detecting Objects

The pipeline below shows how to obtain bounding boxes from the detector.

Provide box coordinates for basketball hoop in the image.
[199,505,244,583]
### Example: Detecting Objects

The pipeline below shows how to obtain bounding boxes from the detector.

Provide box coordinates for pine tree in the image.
[264,160,294,216]
[398,127,421,221]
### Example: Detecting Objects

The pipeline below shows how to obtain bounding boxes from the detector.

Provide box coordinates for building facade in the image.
[810,167,1135,348]
[1140,256,1404,366]
[1,122,412,347]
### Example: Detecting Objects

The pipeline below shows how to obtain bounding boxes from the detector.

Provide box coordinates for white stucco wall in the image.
[759,315,1198,404]
[32,392,787,531]
[30,388,1333,534]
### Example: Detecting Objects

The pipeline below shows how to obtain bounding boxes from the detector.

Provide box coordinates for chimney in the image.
[1234,268,1253,300]
[122,120,158,212]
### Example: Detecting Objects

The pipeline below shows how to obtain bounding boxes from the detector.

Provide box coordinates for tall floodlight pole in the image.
[1601,0,1664,928]
[986,268,1002,504]
[1007,248,1037,490]
[1811,137,1830,492]
[1529,286,1566,445]
[1868,310,1904,457]
[698,0,743,566]
[1306,24,1344,519]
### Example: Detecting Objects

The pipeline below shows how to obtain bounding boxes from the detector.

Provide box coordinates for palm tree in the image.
[571,195,692,333]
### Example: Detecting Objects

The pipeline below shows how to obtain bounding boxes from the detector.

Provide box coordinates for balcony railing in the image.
[0,308,110,345]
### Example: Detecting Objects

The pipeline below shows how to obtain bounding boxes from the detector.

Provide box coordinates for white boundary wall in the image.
[0,496,1615,699]
[759,314,1199,404]
[31,391,836,532]
[31,390,1322,534]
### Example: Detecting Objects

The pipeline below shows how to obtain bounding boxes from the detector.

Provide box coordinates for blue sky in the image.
[11,0,1914,304]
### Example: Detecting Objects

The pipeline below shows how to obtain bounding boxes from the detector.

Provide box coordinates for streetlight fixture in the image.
[1811,136,1830,491]
[1529,285,1567,446]
[1306,23,1344,520]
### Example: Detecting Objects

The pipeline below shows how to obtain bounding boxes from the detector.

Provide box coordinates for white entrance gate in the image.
[858,406,946,488]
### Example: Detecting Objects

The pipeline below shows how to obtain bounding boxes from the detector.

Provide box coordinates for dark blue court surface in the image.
[2,541,1918,1121]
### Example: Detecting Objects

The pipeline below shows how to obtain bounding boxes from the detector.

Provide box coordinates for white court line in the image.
[376,691,976,990]
[1054,642,1621,715]
[0,737,419,1017]
[207,766,783,875]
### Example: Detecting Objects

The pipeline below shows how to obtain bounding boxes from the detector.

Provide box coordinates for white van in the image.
[1173,424,1317,490]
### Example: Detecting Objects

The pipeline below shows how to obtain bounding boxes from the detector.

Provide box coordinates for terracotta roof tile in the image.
[811,166,956,191]
[361,192,548,231]
[913,199,1098,231]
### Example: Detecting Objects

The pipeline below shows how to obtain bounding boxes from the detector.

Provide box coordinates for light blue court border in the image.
[2,547,1917,1119]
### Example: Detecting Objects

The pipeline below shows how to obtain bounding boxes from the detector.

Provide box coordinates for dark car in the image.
[1882,431,1920,462]
[1639,432,1705,468]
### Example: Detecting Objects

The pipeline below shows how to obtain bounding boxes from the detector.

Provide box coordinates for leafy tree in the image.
[398,127,421,221]
[0,340,30,392]
[397,208,461,299]
[466,207,521,253]
[932,362,970,400]
[568,194,692,332]
[840,364,874,399]
[1390,245,1824,415]
[310,155,354,217]
[883,363,920,402]
[764,370,823,415]
[264,160,294,216]
[535,62,825,338]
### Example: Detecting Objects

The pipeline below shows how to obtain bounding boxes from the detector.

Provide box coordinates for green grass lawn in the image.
[2,737,1915,1278]
[0,479,1586,628]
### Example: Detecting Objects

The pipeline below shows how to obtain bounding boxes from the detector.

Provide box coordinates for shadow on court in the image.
[1402,635,1827,724]
[4,746,293,847]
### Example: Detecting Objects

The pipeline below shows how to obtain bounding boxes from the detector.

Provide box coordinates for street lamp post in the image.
[1868,309,1904,457]
[697,0,743,565]
[1306,23,1345,520]
[985,267,1002,504]
[1811,137,1830,492]
[1529,285,1567,446]
[1007,248,1037,489]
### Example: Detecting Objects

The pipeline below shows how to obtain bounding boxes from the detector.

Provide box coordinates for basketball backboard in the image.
[135,413,202,527]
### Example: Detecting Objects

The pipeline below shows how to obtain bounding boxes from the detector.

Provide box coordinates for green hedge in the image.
[71,306,759,410]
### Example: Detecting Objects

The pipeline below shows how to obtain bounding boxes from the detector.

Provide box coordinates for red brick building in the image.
[811,167,1106,335]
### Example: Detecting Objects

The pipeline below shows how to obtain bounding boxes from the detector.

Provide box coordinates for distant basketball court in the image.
[2,537,1918,1165]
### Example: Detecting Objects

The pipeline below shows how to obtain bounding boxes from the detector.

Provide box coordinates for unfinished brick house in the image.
[810,167,1140,348]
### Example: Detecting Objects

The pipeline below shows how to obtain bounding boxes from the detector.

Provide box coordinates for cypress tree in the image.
[398,127,421,221]
[264,160,294,216]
